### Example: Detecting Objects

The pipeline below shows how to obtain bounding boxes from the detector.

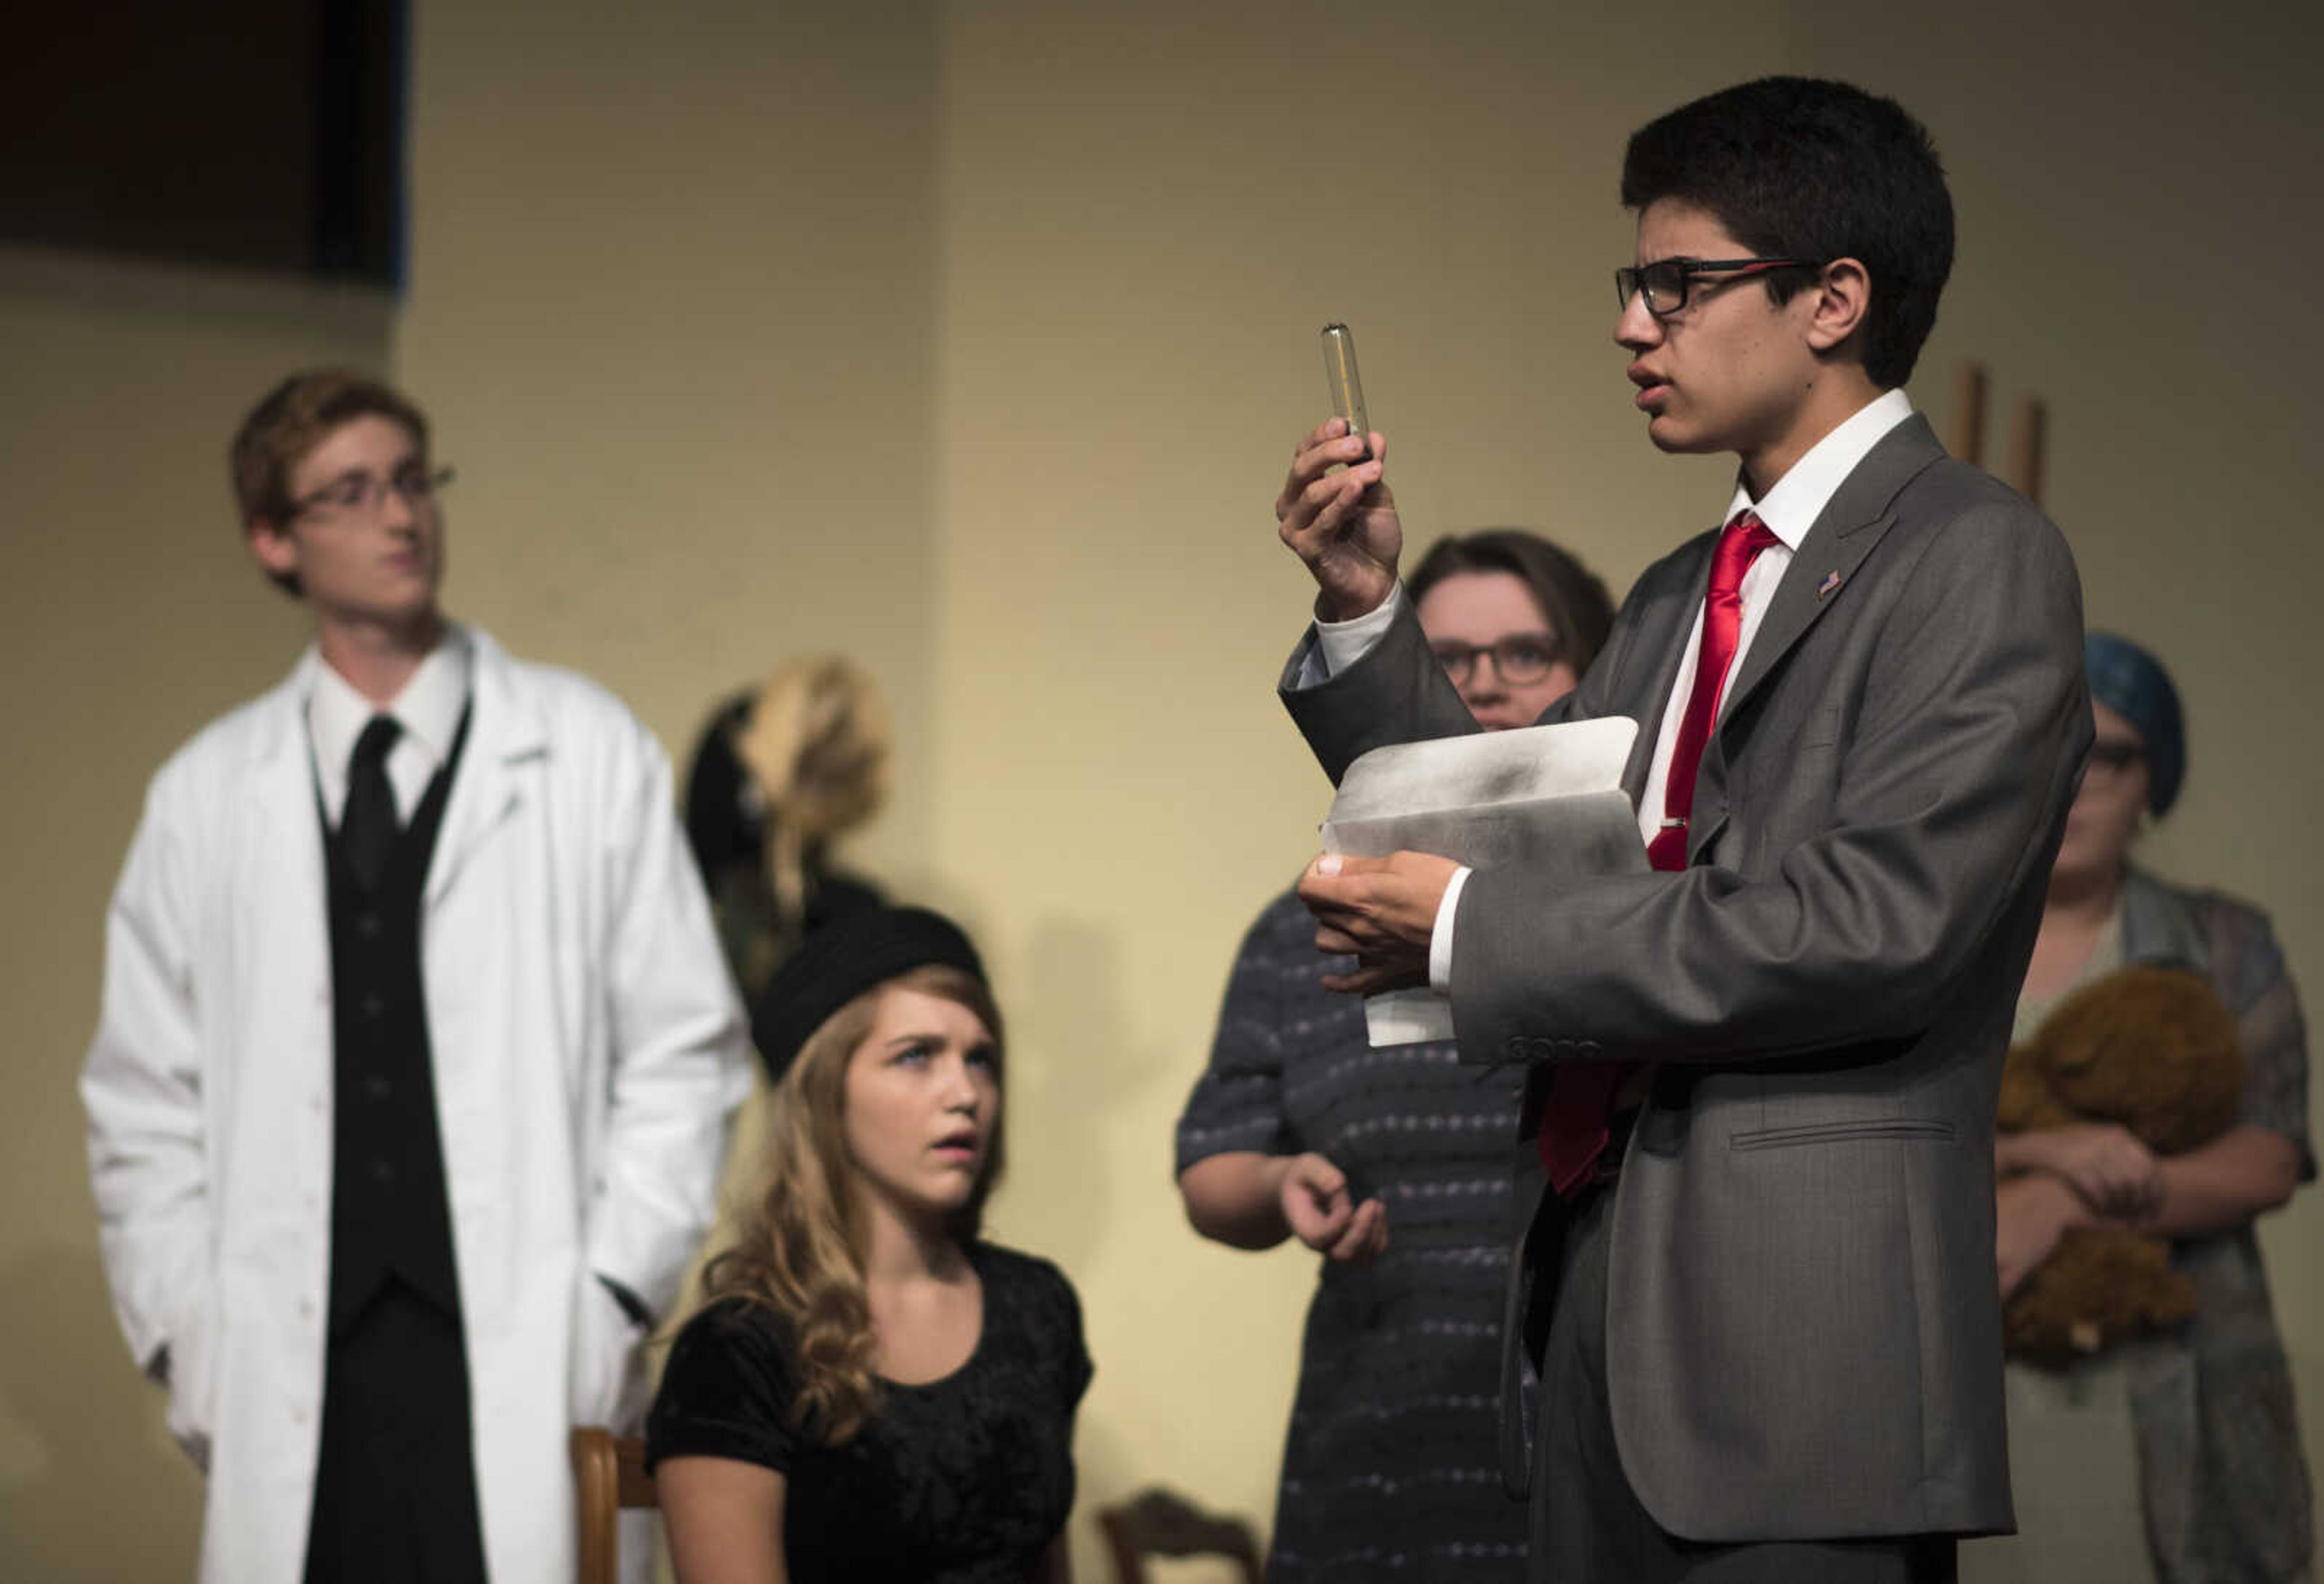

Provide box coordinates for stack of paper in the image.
[1320,717,1645,1046]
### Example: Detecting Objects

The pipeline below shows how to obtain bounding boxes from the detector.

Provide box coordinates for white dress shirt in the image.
[305,629,474,825]
[1307,387,1916,990]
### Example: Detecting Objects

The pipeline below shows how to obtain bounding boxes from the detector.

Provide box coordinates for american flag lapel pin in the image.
[1817,568,1843,600]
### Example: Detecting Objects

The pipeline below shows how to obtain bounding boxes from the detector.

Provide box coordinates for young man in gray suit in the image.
[1276,79,2089,1581]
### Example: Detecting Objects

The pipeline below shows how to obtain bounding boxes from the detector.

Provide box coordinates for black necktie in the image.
[342,715,404,893]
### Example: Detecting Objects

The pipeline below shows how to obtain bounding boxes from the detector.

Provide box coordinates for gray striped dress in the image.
[1178,887,1529,1580]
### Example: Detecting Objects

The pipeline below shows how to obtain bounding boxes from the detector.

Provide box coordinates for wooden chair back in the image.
[1097,1485,1264,1584]
[570,1426,657,1584]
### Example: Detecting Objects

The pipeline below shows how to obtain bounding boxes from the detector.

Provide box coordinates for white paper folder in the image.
[1319,717,1647,1046]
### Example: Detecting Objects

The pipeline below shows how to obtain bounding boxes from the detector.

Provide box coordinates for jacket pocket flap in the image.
[1729,1118,1955,1151]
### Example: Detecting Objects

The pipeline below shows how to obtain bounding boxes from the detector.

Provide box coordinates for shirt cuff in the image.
[1430,865,1471,993]
[1298,583,1406,687]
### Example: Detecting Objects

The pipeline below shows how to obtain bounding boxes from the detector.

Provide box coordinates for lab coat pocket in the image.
[162,1288,222,1470]
[571,1277,648,1430]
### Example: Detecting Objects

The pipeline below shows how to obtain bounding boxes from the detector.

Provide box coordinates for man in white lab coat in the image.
[81,370,752,1584]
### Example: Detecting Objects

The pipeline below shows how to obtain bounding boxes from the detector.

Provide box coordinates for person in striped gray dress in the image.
[1177,530,1615,1580]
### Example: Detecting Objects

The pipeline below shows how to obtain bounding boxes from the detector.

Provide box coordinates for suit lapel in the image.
[1721,414,1945,722]
[425,629,547,912]
[1615,539,1717,810]
[1686,414,1947,866]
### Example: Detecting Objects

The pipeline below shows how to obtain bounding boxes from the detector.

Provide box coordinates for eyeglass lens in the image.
[310,466,453,513]
[1433,637,1560,684]
[1616,260,1688,314]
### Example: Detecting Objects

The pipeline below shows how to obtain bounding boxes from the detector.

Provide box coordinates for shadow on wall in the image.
[0,1246,202,1579]
[999,914,1183,1279]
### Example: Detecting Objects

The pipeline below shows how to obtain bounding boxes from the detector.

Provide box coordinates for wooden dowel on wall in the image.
[2010,398,2048,508]
[1951,362,1988,466]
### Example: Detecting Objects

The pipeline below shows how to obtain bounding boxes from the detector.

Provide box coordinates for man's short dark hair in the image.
[231,369,429,597]
[1621,77,1953,389]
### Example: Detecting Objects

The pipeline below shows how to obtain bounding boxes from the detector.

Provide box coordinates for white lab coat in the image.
[82,628,751,1584]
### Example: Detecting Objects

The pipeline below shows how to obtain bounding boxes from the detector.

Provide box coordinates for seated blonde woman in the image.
[648,908,1089,1583]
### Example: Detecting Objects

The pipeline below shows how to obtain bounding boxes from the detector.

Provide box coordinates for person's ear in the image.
[247,516,300,581]
[1803,257,1872,355]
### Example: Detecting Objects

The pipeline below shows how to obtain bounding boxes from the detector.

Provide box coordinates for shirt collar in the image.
[1723,387,1914,551]
[304,626,474,776]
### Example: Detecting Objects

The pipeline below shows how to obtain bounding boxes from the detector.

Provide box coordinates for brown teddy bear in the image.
[1997,963,2244,1364]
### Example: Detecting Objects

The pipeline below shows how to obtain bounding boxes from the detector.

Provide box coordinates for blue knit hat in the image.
[2084,632,2185,817]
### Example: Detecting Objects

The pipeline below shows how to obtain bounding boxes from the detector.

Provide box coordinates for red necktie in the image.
[1535,510,1781,1197]
[1646,511,1781,870]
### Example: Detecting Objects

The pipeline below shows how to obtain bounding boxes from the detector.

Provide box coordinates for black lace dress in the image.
[646,1244,1091,1582]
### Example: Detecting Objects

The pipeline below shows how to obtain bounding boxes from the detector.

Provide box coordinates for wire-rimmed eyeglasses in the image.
[288,464,456,520]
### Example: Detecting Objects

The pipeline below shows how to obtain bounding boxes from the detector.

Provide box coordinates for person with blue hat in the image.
[645,906,1092,1583]
[1981,633,2313,1583]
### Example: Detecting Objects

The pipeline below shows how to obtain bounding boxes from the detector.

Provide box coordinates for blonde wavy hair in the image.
[731,657,890,941]
[700,964,1005,1445]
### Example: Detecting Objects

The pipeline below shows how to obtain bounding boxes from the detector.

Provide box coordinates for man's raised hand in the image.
[1276,419,1400,622]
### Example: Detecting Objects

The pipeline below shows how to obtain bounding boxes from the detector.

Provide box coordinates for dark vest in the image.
[320,709,473,1334]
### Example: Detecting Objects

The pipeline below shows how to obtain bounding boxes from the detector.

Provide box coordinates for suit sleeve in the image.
[586,716,753,1320]
[1277,561,1651,784]
[1279,594,1487,784]
[80,770,213,1379]
[1454,501,2090,1064]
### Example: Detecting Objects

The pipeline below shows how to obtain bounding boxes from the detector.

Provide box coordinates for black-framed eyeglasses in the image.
[287,463,456,520]
[2085,739,2147,777]
[1431,634,1564,686]
[1615,257,1820,318]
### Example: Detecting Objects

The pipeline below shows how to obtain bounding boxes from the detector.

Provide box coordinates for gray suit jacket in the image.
[1280,416,2090,1542]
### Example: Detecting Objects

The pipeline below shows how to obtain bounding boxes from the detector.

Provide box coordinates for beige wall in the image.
[394,1,946,885]
[5,2,2317,1576]
[0,246,391,1573]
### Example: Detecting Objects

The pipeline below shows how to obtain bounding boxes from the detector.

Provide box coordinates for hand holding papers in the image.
[1318,717,1646,1046]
